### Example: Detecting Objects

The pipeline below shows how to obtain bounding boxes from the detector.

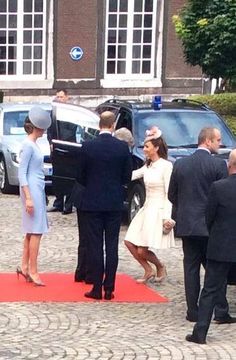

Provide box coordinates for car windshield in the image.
[3,111,28,135]
[136,110,236,148]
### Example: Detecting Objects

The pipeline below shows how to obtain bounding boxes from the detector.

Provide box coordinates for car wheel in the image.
[0,158,15,194]
[127,183,145,223]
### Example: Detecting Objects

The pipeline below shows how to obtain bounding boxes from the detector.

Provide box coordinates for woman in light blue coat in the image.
[17,106,51,286]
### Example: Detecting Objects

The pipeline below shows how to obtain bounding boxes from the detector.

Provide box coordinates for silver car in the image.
[0,103,52,193]
[0,102,100,194]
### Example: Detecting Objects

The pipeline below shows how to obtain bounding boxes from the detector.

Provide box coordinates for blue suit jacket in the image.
[168,149,228,237]
[77,133,132,211]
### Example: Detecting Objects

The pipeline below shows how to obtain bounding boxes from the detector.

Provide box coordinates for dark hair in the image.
[56,88,68,95]
[24,116,34,134]
[145,136,168,166]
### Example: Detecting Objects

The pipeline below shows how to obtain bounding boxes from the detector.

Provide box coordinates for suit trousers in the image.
[182,236,229,320]
[82,210,122,293]
[193,260,233,341]
[74,210,93,282]
[182,236,208,320]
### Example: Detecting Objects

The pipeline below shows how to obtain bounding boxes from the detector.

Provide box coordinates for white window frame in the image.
[0,0,53,89]
[101,0,163,88]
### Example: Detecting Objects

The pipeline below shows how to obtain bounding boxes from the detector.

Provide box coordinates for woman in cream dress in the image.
[124,127,175,283]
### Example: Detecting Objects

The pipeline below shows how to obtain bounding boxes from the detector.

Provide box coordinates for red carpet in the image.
[0,273,168,303]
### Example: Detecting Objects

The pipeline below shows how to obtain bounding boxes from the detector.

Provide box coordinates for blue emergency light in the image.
[152,95,162,110]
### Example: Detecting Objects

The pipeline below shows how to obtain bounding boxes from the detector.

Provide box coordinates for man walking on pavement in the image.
[186,149,236,344]
[168,127,231,323]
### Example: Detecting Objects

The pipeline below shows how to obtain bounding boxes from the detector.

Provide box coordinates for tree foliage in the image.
[173,0,236,81]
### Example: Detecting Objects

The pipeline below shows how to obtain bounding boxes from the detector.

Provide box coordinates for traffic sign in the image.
[70,46,84,61]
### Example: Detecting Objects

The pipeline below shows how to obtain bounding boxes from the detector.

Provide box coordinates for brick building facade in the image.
[0,0,204,102]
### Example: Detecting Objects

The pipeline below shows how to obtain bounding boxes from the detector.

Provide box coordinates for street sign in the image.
[69,46,84,61]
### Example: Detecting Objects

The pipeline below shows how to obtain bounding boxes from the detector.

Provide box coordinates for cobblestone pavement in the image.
[0,193,236,359]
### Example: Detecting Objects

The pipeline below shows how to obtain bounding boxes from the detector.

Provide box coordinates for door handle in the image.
[54,148,69,154]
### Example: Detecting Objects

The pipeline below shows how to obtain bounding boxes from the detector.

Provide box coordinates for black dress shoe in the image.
[85,279,93,285]
[47,206,61,213]
[215,316,236,324]
[104,290,114,300]
[186,315,198,323]
[62,210,72,215]
[84,291,102,300]
[185,334,206,344]
[74,277,84,283]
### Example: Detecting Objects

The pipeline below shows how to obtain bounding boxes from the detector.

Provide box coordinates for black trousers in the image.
[182,236,228,320]
[193,260,233,341]
[74,210,92,282]
[82,210,122,293]
[53,194,72,212]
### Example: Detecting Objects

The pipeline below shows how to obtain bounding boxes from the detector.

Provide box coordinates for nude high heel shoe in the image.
[136,271,156,284]
[16,266,32,282]
[28,274,45,287]
[155,265,167,283]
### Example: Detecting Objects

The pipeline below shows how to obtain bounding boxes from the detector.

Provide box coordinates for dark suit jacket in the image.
[168,149,228,237]
[77,133,132,211]
[206,174,236,262]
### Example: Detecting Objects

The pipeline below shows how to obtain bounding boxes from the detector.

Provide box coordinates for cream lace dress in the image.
[125,158,175,249]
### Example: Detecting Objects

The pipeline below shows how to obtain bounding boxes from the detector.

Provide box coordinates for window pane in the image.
[0,15,6,27]
[132,45,141,58]
[0,62,6,74]
[108,30,116,43]
[9,0,17,12]
[109,0,117,12]
[142,60,150,73]
[9,15,17,28]
[24,30,32,43]
[143,30,151,42]
[34,45,42,59]
[117,61,125,73]
[118,45,126,58]
[108,14,117,28]
[34,0,43,12]
[120,0,128,12]
[0,31,6,44]
[0,46,6,59]
[107,61,115,74]
[143,45,151,58]
[8,61,16,74]
[23,61,31,74]
[119,15,127,28]
[145,0,153,12]
[134,15,142,28]
[33,61,42,74]
[132,61,140,73]
[107,45,116,59]
[118,30,126,43]
[8,46,16,59]
[0,0,6,12]
[23,46,31,59]
[24,15,32,28]
[134,0,143,12]
[34,30,42,43]
[133,30,141,43]
[144,14,152,27]
[24,0,32,12]
[34,15,43,28]
[9,31,17,43]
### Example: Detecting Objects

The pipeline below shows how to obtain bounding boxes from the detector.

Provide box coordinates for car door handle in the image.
[54,148,69,154]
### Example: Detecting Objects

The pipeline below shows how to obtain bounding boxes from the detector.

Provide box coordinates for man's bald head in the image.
[99,111,116,131]
[228,149,236,174]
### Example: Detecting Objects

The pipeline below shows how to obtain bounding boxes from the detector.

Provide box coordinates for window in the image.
[0,0,46,78]
[105,0,157,78]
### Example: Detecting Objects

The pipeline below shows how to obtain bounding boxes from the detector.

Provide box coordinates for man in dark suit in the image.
[47,89,77,214]
[186,149,236,344]
[168,127,229,322]
[76,111,132,300]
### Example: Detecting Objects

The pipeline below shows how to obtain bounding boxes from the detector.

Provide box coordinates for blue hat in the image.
[28,106,51,130]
